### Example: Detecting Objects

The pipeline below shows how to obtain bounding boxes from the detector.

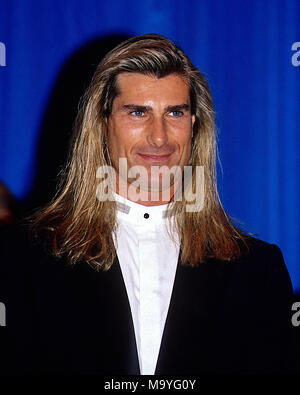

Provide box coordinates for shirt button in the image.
[144,213,150,219]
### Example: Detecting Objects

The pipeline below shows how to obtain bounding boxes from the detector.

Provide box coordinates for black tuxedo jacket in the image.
[0,225,297,375]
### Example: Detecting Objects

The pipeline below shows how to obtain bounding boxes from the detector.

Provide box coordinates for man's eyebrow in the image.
[165,104,190,112]
[121,104,152,112]
[120,104,191,112]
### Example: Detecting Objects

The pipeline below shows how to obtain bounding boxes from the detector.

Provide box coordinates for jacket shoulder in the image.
[238,234,284,261]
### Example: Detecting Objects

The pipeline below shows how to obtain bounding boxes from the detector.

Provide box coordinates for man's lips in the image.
[137,153,172,162]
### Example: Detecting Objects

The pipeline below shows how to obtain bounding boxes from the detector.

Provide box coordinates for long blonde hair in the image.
[31,34,250,270]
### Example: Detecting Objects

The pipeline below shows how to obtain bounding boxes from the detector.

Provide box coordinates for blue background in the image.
[0,0,299,291]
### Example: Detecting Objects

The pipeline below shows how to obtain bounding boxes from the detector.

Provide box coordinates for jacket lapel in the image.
[155,253,234,374]
[96,256,140,374]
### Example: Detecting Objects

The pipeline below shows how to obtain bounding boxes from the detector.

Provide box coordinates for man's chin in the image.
[126,178,173,202]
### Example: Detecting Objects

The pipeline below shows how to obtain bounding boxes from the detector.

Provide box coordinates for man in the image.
[0,34,296,375]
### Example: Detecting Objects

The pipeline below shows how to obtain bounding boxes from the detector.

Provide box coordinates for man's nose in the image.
[147,117,168,147]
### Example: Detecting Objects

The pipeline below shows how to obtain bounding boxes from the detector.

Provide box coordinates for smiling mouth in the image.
[138,153,172,161]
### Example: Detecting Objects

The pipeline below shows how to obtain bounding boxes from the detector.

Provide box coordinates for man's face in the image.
[107,72,195,202]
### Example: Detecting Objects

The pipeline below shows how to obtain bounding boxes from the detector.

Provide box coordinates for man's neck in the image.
[115,186,174,207]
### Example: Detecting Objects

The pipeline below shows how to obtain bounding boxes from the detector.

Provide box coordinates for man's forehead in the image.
[114,72,190,103]
[116,71,189,85]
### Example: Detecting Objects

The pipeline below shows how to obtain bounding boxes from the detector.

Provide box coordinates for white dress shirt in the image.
[112,193,180,375]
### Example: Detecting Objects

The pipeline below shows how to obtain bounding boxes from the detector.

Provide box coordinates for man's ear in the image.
[104,117,111,138]
[104,116,112,135]
[191,115,196,137]
[192,115,196,127]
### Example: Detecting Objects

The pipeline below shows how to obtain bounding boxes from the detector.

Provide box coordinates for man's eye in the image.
[170,111,183,117]
[131,111,144,117]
